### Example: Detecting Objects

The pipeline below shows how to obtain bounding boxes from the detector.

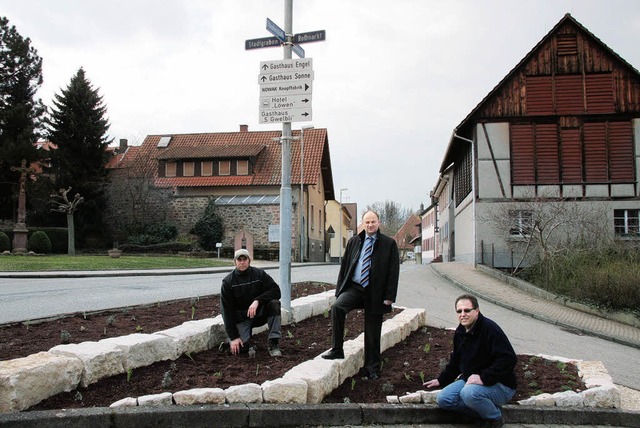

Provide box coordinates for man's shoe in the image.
[321,348,344,359]
[367,371,380,380]
[268,339,282,357]
[477,416,504,428]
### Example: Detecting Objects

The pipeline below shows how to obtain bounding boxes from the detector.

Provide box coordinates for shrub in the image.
[127,223,178,245]
[0,231,10,252]
[190,199,223,251]
[29,231,52,254]
[119,242,195,253]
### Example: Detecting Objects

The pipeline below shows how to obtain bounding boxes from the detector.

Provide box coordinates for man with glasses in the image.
[220,249,282,357]
[423,294,516,428]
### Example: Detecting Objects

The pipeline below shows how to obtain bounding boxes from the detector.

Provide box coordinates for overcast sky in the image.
[4,0,640,215]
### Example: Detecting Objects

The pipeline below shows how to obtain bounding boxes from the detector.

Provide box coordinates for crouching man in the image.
[423,294,516,427]
[220,249,282,357]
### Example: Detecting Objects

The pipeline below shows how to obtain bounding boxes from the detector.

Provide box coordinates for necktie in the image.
[360,237,373,288]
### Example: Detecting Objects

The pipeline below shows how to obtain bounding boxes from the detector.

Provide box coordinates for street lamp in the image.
[299,125,313,263]
[338,187,348,265]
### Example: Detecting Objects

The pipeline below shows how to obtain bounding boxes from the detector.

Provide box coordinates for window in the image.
[183,161,195,177]
[614,209,639,237]
[509,210,533,237]
[202,161,213,176]
[237,160,249,175]
[219,160,231,176]
[165,162,176,177]
[310,205,314,230]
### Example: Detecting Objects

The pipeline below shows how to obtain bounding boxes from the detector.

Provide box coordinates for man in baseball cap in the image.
[220,249,282,357]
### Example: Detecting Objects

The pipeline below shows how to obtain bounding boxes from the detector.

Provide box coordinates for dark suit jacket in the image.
[336,229,400,314]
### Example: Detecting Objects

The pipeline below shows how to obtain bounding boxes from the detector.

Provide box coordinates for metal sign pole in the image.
[279,0,294,312]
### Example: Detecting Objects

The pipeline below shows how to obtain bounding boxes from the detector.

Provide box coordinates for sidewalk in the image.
[430,262,640,349]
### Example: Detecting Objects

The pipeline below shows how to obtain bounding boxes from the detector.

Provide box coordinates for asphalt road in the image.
[1,263,639,391]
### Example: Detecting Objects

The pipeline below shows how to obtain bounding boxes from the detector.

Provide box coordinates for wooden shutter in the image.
[585,74,614,114]
[609,121,634,182]
[560,128,582,183]
[526,76,553,115]
[511,124,536,184]
[535,124,559,183]
[583,122,608,182]
[555,75,584,115]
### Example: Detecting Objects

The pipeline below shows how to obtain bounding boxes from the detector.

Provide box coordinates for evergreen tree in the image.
[48,67,112,247]
[0,17,45,220]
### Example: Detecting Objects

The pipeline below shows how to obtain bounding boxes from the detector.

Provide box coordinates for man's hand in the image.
[247,300,259,318]
[423,378,440,389]
[466,374,484,385]
[230,338,243,355]
[383,300,393,305]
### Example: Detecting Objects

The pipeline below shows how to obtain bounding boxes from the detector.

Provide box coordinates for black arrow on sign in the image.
[262,64,269,71]
[301,112,310,117]
[261,76,268,83]
[304,83,310,91]
[302,98,309,103]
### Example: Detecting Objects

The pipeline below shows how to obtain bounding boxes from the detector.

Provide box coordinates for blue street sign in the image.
[266,18,286,43]
[292,44,305,58]
[245,36,282,50]
[294,30,326,44]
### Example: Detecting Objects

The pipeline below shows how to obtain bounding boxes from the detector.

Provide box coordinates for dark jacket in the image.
[437,312,517,389]
[336,229,400,314]
[220,266,281,340]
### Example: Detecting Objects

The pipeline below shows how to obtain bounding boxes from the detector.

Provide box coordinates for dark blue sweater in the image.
[437,312,517,389]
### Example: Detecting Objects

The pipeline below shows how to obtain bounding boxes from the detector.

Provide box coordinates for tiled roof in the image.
[117,129,333,198]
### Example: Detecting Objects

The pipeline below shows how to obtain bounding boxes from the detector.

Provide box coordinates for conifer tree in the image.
[0,17,45,220]
[48,67,112,246]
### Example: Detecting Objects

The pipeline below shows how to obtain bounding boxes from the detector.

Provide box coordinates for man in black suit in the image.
[322,210,400,379]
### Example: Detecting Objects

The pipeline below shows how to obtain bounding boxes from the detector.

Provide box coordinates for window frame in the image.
[219,160,231,176]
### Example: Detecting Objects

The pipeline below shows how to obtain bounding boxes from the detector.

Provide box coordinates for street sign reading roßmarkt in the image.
[258,58,313,123]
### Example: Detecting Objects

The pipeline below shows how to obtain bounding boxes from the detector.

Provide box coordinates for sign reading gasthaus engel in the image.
[259,58,313,75]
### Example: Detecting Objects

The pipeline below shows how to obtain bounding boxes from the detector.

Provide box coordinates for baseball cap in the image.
[234,249,250,260]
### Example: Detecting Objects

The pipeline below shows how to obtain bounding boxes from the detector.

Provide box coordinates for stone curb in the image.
[0,403,639,428]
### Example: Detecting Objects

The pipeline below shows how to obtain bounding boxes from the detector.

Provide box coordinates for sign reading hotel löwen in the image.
[258,58,313,124]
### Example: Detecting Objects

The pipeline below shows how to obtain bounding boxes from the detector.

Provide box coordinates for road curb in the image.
[1,403,638,427]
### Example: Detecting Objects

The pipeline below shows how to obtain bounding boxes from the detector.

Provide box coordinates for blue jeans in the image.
[436,379,516,420]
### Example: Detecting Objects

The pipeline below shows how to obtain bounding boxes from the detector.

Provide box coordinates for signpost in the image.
[245,1,325,312]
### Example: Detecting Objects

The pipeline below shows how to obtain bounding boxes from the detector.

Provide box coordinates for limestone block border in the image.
[386,353,620,409]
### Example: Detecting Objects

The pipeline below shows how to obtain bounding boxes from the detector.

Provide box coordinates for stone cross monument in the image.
[10,159,35,254]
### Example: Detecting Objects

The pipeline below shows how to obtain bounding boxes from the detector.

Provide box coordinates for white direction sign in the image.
[259,58,313,75]
[260,108,312,124]
[260,94,312,110]
[258,58,314,123]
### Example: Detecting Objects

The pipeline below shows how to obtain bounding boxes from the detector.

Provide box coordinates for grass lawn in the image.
[0,255,234,271]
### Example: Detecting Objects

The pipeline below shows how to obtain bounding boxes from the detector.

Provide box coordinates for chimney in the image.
[240,124,248,132]
[119,139,128,152]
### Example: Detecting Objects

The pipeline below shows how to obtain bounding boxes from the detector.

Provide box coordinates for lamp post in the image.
[299,125,313,263]
[338,187,348,265]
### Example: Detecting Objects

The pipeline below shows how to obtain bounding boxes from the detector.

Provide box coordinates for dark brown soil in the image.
[0,282,584,410]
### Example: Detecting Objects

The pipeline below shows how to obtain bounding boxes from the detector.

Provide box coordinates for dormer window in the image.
[237,160,249,175]
[165,162,177,177]
[183,161,195,176]
[202,161,213,176]
[219,160,231,175]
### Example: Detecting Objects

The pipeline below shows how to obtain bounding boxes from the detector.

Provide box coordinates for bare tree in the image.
[104,147,171,244]
[365,200,412,236]
[478,194,611,274]
[50,187,84,255]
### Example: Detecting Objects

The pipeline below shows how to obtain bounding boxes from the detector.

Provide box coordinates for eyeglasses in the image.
[456,308,476,314]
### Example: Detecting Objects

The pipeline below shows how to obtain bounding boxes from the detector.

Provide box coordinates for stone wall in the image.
[169,196,302,261]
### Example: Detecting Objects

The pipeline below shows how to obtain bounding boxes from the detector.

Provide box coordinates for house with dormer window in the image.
[432,14,640,267]
[109,125,335,261]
